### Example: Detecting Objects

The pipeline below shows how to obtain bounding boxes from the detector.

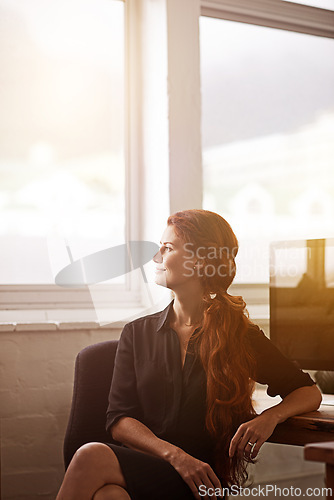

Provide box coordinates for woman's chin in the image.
[154,276,167,288]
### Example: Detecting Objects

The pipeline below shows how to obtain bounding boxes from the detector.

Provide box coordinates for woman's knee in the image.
[93,484,130,500]
[69,443,126,487]
[70,443,116,473]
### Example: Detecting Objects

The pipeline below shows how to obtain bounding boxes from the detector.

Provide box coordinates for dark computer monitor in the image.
[270,238,334,371]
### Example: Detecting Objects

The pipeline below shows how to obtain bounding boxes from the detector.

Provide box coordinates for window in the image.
[200,2,334,287]
[0,0,133,321]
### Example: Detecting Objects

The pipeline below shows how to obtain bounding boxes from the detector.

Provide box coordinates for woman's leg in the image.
[56,442,129,500]
[93,484,131,500]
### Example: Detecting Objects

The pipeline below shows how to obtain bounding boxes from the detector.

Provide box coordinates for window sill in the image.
[0,303,269,333]
[0,319,126,333]
[0,307,148,332]
[0,295,173,332]
[247,304,269,321]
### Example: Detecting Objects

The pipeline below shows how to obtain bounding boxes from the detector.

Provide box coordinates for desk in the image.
[254,390,334,498]
[254,391,334,446]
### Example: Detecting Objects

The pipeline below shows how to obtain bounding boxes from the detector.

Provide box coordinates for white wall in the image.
[0,326,121,500]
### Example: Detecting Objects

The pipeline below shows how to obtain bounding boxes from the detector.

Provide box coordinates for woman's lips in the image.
[155,267,166,272]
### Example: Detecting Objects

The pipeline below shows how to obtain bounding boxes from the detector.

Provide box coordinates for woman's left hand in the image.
[229,412,278,460]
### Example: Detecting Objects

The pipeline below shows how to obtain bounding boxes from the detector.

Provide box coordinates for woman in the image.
[56,209,321,500]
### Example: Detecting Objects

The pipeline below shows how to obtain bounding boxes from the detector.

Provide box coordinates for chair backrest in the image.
[63,340,119,469]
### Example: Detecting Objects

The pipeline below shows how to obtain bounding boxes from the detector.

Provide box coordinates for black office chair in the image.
[63,340,119,469]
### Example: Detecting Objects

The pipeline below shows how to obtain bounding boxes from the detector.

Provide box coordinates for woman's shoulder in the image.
[245,321,264,337]
[243,321,269,349]
[122,301,172,335]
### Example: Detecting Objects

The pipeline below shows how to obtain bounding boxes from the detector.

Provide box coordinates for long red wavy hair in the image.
[167,209,256,486]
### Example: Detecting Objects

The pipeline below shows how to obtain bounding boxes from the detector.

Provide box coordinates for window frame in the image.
[199,0,334,310]
[201,0,334,38]
[0,0,147,320]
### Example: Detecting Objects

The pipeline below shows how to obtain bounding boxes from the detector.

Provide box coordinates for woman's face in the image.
[153,225,197,290]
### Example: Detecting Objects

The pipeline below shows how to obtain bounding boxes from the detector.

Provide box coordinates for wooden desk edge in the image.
[267,407,334,447]
[253,391,334,447]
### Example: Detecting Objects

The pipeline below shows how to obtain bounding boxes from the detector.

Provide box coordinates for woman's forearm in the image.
[261,384,322,425]
[229,384,322,459]
[111,416,222,497]
[111,416,180,462]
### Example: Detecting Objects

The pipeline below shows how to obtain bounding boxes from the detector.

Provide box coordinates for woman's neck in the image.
[171,293,203,328]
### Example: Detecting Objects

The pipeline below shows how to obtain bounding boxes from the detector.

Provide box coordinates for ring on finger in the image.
[247,441,256,454]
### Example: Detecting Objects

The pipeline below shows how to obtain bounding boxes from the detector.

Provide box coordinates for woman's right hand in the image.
[168,447,222,499]
[112,417,222,498]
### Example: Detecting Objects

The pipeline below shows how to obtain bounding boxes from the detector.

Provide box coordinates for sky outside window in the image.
[200,17,334,283]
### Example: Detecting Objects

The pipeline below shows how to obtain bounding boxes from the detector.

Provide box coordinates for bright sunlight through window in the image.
[200,18,334,284]
[0,0,125,284]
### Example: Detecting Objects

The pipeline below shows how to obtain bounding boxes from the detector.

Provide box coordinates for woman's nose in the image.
[153,250,163,263]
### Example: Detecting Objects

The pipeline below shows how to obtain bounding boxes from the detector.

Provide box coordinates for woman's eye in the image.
[163,246,172,252]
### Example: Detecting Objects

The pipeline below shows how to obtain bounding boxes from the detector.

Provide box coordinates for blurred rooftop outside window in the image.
[200,17,334,284]
[0,0,125,285]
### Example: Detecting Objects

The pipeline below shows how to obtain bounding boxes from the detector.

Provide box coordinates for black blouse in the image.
[106,301,315,463]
